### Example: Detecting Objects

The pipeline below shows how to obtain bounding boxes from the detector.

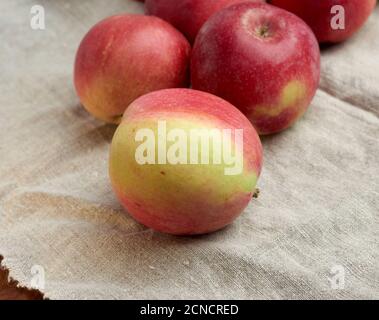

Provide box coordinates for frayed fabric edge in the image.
[0,255,46,300]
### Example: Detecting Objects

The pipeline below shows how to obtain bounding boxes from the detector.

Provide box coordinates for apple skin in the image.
[109,89,263,235]
[74,15,190,123]
[145,0,265,43]
[191,2,320,135]
[270,0,377,43]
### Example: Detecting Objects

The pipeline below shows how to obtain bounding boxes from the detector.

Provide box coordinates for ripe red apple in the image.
[191,2,320,135]
[109,89,263,235]
[145,0,265,43]
[74,15,190,123]
[270,0,377,43]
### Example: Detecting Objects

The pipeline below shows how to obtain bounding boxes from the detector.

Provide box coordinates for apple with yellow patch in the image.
[109,89,263,235]
[191,2,320,135]
[74,15,190,123]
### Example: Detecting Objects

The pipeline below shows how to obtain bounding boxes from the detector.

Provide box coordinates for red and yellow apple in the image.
[74,15,190,123]
[145,0,266,43]
[191,2,320,135]
[270,0,377,43]
[109,89,263,235]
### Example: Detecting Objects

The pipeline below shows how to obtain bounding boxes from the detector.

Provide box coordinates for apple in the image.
[191,2,320,135]
[109,89,263,235]
[74,15,190,123]
[270,0,377,43]
[145,0,266,43]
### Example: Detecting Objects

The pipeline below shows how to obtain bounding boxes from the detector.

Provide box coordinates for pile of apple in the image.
[74,0,376,235]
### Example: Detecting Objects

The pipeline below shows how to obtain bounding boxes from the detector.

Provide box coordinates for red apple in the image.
[74,15,190,123]
[191,2,320,135]
[270,0,377,43]
[109,89,263,235]
[145,0,266,43]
